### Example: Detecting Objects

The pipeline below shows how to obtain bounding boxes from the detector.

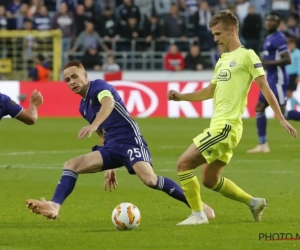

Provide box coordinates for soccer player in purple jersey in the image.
[0,90,43,124]
[248,12,300,153]
[25,61,215,220]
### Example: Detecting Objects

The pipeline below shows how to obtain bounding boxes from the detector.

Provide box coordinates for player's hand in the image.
[280,119,297,138]
[104,170,118,192]
[78,124,98,140]
[30,90,43,107]
[167,90,181,101]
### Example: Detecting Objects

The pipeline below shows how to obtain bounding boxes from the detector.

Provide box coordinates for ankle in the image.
[248,197,258,207]
[50,200,61,208]
[192,210,206,218]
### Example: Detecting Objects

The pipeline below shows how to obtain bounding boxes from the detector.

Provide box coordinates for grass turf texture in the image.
[0,118,299,250]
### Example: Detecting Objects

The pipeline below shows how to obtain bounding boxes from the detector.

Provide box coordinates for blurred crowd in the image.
[1,0,300,74]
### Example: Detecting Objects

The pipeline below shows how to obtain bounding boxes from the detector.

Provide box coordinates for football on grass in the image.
[111,203,141,230]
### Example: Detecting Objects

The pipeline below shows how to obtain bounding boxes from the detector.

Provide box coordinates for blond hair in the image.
[209,10,239,30]
[64,60,85,70]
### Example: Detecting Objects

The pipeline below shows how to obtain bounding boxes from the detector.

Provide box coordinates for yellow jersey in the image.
[211,47,265,128]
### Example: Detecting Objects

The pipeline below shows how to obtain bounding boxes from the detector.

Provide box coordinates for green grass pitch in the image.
[0,118,300,250]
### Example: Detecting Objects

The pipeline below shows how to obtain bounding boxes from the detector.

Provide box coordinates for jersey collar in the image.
[83,82,91,100]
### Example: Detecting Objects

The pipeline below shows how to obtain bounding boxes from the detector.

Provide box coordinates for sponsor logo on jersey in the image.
[254,63,263,68]
[229,60,236,67]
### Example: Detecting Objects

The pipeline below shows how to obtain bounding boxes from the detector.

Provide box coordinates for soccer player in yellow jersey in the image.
[167,10,297,226]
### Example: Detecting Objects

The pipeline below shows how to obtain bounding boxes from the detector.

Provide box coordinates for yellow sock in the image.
[178,170,203,212]
[212,177,252,205]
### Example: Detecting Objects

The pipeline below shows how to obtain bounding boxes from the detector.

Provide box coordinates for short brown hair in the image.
[63,60,85,70]
[209,10,239,29]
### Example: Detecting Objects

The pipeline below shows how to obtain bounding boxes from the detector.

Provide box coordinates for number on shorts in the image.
[127,148,142,161]
[200,132,211,143]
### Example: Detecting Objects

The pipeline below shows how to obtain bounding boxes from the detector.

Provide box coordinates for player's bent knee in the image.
[63,159,78,172]
[138,172,157,187]
[255,102,267,113]
[62,157,85,174]
[143,176,157,188]
[133,162,158,187]
[202,178,217,189]
[176,159,189,172]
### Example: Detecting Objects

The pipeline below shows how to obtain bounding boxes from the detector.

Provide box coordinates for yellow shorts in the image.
[193,124,242,164]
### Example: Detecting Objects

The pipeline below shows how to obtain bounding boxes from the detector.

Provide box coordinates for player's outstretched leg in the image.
[247,102,270,153]
[202,161,268,222]
[26,151,103,220]
[132,161,215,220]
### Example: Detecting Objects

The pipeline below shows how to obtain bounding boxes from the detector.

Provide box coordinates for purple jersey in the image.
[263,31,289,86]
[0,93,22,120]
[81,80,152,174]
[79,79,142,143]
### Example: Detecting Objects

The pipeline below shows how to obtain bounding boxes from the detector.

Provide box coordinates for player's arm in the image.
[4,90,42,125]
[262,38,291,67]
[246,51,283,119]
[16,104,38,125]
[16,90,43,125]
[167,83,216,102]
[255,75,285,120]
[91,90,115,128]
[247,50,296,137]
[262,51,291,67]
[78,89,115,140]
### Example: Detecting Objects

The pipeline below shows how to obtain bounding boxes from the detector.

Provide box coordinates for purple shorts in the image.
[258,83,287,106]
[92,136,152,174]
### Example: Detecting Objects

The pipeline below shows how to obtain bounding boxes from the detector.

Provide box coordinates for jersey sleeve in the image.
[91,80,114,103]
[274,35,288,54]
[211,60,220,85]
[3,94,23,118]
[97,90,114,102]
[245,50,265,79]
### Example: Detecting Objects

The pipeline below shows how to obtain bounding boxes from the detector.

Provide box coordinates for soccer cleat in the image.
[247,143,270,153]
[249,198,268,222]
[202,202,216,219]
[176,212,209,226]
[26,198,60,220]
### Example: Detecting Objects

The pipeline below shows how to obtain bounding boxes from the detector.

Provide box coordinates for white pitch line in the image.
[1,143,300,156]
[0,149,87,156]
[0,164,295,174]
[0,146,187,156]
[158,145,186,149]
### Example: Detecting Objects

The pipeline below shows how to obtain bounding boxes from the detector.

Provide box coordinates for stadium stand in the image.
[1,0,300,80]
